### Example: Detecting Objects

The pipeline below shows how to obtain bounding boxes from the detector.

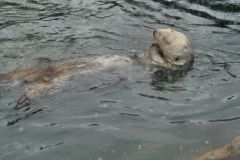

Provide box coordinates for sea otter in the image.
[0,28,194,109]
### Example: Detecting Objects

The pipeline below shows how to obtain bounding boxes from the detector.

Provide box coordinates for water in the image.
[0,0,240,159]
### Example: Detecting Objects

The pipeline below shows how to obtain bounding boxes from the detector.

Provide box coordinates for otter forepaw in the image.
[14,94,31,110]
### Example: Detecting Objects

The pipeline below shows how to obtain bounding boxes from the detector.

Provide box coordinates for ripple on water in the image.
[0,0,240,160]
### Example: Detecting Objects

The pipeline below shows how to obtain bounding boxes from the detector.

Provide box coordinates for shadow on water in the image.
[0,0,240,160]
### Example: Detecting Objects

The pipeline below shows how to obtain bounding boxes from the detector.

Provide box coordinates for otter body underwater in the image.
[0,28,193,109]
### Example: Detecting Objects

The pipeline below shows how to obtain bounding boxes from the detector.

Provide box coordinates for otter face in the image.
[149,28,193,69]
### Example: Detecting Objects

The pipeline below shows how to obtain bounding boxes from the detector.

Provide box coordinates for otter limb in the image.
[14,81,55,110]
[12,58,96,109]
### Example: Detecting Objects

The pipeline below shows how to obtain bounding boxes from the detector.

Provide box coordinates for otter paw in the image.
[14,94,31,110]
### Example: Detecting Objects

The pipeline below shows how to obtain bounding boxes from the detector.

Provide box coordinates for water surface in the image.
[0,0,240,159]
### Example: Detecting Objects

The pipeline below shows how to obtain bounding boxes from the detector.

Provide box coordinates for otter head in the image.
[147,28,193,70]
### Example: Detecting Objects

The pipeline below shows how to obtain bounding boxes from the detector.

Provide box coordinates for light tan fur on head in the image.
[147,28,193,69]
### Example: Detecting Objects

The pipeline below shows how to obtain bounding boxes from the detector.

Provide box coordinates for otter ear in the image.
[153,30,157,38]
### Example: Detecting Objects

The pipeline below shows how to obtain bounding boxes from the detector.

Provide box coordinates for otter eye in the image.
[23,80,28,84]
[175,56,180,61]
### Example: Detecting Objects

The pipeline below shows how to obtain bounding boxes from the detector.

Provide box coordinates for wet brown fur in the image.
[0,57,98,109]
[0,57,97,83]
[196,136,240,160]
